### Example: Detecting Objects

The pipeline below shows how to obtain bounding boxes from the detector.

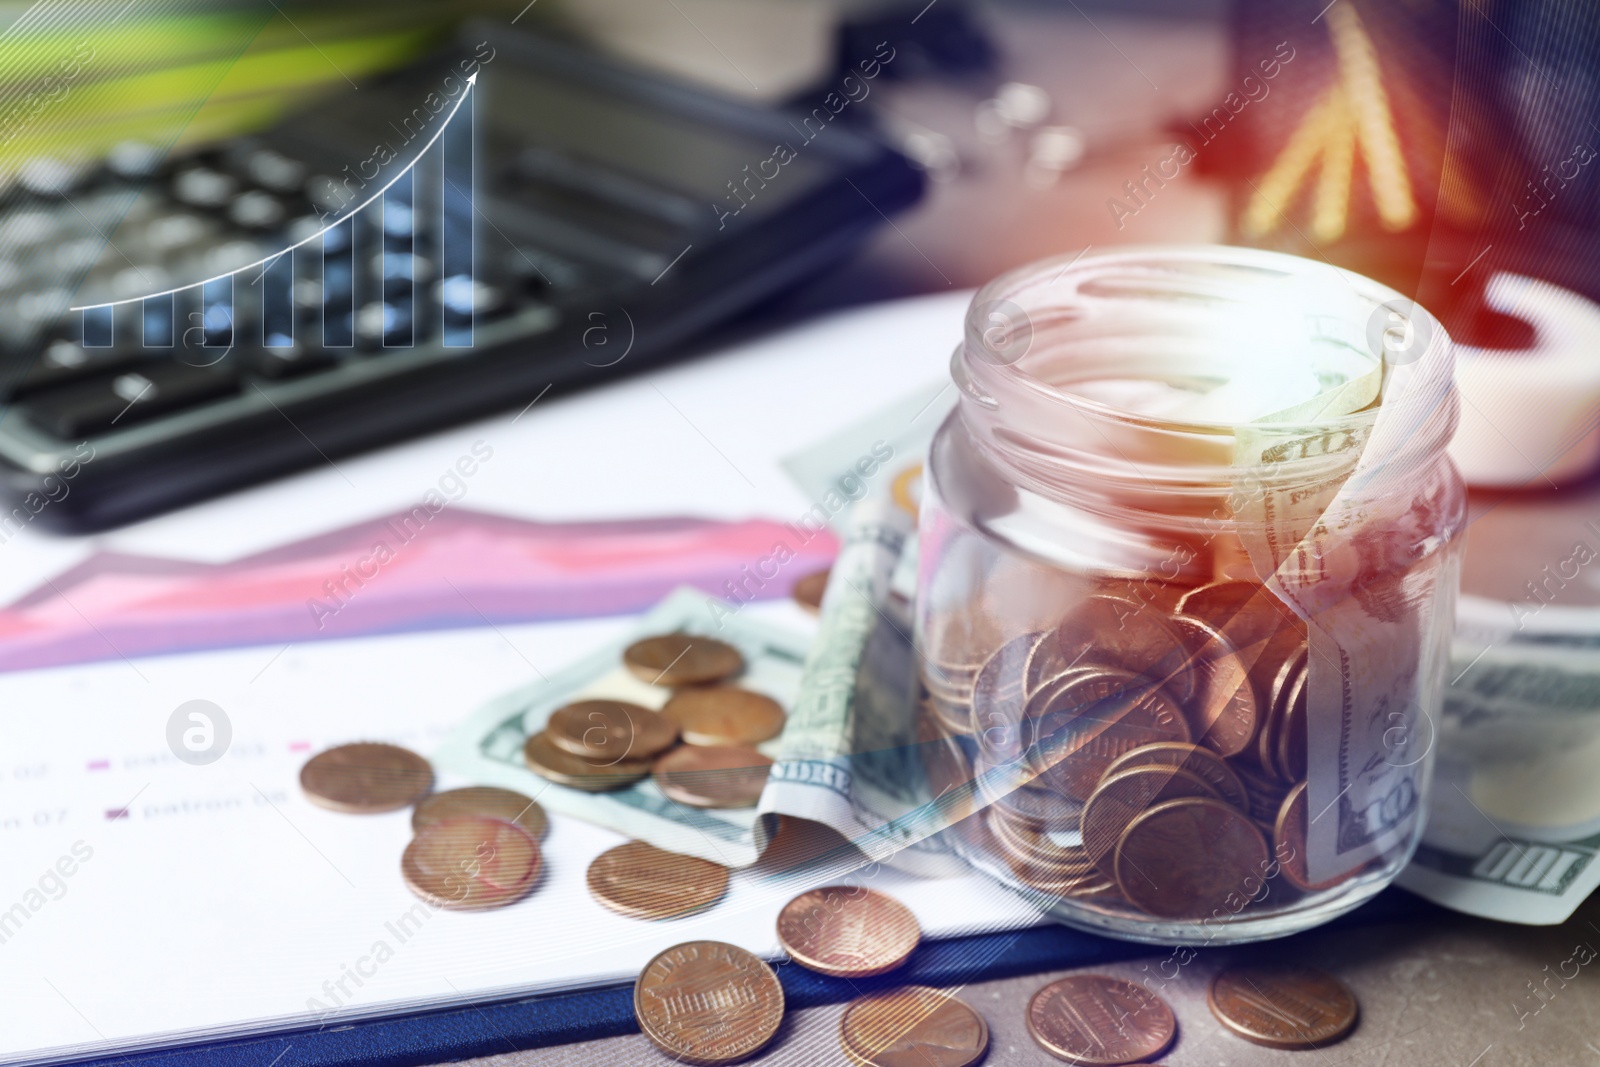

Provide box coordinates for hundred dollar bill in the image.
[432,589,807,867]
[1230,300,1458,885]
[760,497,970,877]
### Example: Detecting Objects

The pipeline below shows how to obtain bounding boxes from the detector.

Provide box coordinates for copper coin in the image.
[401,816,541,910]
[1055,594,1197,705]
[1272,781,1348,892]
[523,730,652,791]
[971,631,1045,756]
[1177,581,1296,652]
[1242,624,1308,711]
[839,986,989,1067]
[587,840,729,919]
[1274,665,1308,782]
[653,744,773,808]
[1026,974,1177,1065]
[1028,667,1192,802]
[986,807,1092,871]
[624,633,744,687]
[1167,614,1259,757]
[1208,963,1358,1048]
[1258,647,1307,781]
[300,742,433,813]
[412,786,548,840]
[1082,764,1218,879]
[777,885,921,978]
[1102,741,1249,811]
[1114,797,1270,919]
[547,699,678,761]
[635,941,784,1064]
[793,568,830,613]
[663,686,787,746]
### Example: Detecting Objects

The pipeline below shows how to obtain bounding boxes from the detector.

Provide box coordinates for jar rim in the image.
[961,243,1450,437]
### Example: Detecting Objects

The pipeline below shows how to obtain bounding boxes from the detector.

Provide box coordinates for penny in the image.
[624,633,744,687]
[1055,594,1197,705]
[839,986,989,1067]
[1208,963,1358,1048]
[1274,664,1308,781]
[412,786,548,840]
[653,744,773,808]
[989,811,1096,877]
[777,885,921,978]
[792,568,830,613]
[401,816,541,910]
[1258,647,1308,782]
[662,687,787,746]
[1167,614,1259,757]
[1026,974,1176,1065]
[1272,781,1348,892]
[971,631,1045,757]
[1082,764,1218,879]
[1178,580,1296,652]
[1027,667,1192,802]
[547,699,678,761]
[634,941,784,1065]
[587,840,729,919]
[300,742,433,813]
[1114,797,1271,919]
[1102,740,1249,811]
[523,731,652,791]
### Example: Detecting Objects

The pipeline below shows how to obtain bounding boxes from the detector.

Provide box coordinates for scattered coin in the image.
[634,940,784,1065]
[838,986,989,1067]
[412,786,548,840]
[1026,973,1176,1065]
[663,687,787,746]
[653,744,773,808]
[300,742,433,813]
[777,885,921,978]
[1101,740,1249,812]
[1081,764,1218,879]
[523,730,652,791]
[1114,796,1270,919]
[624,633,744,687]
[546,698,678,761]
[1208,962,1358,1048]
[401,816,542,910]
[792,568,830,613]
[587,840,729,920]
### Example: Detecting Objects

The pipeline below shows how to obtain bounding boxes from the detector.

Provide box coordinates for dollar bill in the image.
[432,589,808,867]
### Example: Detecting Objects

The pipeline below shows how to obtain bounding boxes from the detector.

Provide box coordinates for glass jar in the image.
[916,246,1466,944]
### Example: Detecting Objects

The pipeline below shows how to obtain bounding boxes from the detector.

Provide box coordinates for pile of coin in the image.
[921,577,1345,921]
[300,742,550,911]
[521,633,784,809]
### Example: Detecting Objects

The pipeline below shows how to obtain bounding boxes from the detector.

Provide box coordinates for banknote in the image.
[432,589,808,867]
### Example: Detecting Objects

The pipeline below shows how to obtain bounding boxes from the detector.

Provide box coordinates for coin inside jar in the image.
[1025,974,1176,1065]
[1054,593,1197,705]
[1166,613,1259,757]
[1081,763,1219,879]
[1027,667,1192,802]
[300,742,433,813]
[412,786,548,840]
[624,633,744,687]
[1208,963,1358,1048]
[546,699,678,761]
[777,885,921,978]
[839,986,989,1067]
[662,686,787,746]
[401,816,542,910]
[1101,740,1249,812]
[523,731,653,791]
[653,744,773,808]
[1272,780,1349,892]
[1113,796,1270,919]
[634,941,784,1065]
[587,840,730,920]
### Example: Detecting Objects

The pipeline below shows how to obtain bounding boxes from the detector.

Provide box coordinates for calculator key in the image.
[245,343,337,380]
[243,149,306,193]
[229,190,287,230]
[107,141,163,180]
[0,340,147,401]
[172,167,237,208]
[19,158,90,197]
[22,361,238,438]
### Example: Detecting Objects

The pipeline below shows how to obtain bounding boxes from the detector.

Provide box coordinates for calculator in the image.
[0,22,923,529]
